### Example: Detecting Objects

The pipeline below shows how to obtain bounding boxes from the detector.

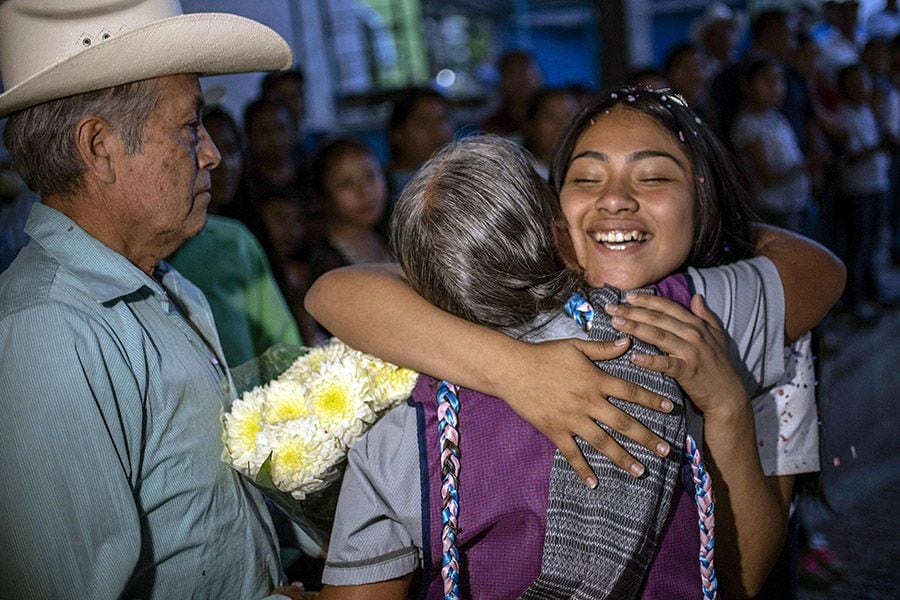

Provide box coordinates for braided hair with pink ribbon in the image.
[436,380,462,600]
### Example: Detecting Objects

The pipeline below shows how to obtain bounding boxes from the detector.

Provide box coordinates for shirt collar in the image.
[24,202,164,303]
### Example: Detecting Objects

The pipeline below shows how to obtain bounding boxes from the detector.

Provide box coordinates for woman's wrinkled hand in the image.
[499,336,675,488]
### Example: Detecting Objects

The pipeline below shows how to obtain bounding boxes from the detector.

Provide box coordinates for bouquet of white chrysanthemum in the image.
[223,340,418,549]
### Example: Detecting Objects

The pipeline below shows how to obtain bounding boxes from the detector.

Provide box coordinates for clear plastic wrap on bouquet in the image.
[224,341,417,550]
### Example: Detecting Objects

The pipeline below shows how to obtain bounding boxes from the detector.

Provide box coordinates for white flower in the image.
[255,417,344,500]
[224,385,267,474]
[280,338,346,381]
[279,348,319,381]
[307,363,378,448]
[319,342,418,412]
[367,362,419,411]
[261,379,310,425]
[223,339,419,503]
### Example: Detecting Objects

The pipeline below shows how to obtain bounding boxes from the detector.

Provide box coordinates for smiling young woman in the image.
[559,106,696,290]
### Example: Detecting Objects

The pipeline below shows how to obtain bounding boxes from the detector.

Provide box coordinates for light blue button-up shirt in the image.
[0,203,288,599]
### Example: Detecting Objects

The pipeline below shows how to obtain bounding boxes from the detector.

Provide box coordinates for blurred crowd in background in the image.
[3,0,898,347]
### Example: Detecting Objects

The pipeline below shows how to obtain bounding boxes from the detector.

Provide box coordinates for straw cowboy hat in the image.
[0,0,293,116]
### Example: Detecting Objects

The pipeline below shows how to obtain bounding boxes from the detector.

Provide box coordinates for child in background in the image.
[832,63,892,324]
[305,137,392,341]
[522,87,580,181]
[731,55,813,232]
[306,137,392,281]
[860,36,900,271]
[385,88,454,204]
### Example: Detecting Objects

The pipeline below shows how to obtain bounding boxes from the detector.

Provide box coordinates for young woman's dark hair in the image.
[550,86,757,269]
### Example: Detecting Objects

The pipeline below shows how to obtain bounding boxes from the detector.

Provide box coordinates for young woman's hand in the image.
[501,336,677,486]
[604,292,749,421]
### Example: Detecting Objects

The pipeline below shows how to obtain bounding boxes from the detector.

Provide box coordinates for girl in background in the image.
[522,87,580,181]
[832,63,892,324]
[731,55,812,233]
[307,137,392,283]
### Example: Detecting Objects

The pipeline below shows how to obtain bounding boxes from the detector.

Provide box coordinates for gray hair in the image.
[390,134,580,330]
[3,79,163,197]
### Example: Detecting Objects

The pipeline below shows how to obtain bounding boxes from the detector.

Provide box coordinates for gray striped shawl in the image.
[522,285,688,599]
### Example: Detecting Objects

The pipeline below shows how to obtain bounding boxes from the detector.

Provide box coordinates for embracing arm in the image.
[306,264,517,388]
[751,223,845,342]
[306,264,674,484]
[305,226,841,485]
[703,412,794,598]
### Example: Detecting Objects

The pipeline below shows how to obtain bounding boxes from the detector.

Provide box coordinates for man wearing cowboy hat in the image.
[0,1,307,598]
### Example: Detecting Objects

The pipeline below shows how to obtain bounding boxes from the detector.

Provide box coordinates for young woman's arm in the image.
[750,223,845,342]
[305,263,675,486]
[606,293,793,597]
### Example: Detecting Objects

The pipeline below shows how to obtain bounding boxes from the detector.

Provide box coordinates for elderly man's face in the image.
[116,74,220,260]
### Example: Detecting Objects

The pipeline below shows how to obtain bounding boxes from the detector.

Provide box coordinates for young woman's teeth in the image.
[594,230,647,249]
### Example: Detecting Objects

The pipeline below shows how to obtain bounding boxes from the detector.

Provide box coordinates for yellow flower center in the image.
[265,397,308,424]
[234,416,262,447]
[273,442,309,477]
[312,383,352,422]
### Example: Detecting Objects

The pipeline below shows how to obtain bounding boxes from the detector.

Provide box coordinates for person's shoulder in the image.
[688,256,780,298]
[350,401,418,462]
[170,217,267,279]
[186,215,254,252]
[343,402,421,507]
[516,310,584,343]
[206,215,268,258]
[205,214,254,238]
[0,242,93,321]
[0,277,111,349]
